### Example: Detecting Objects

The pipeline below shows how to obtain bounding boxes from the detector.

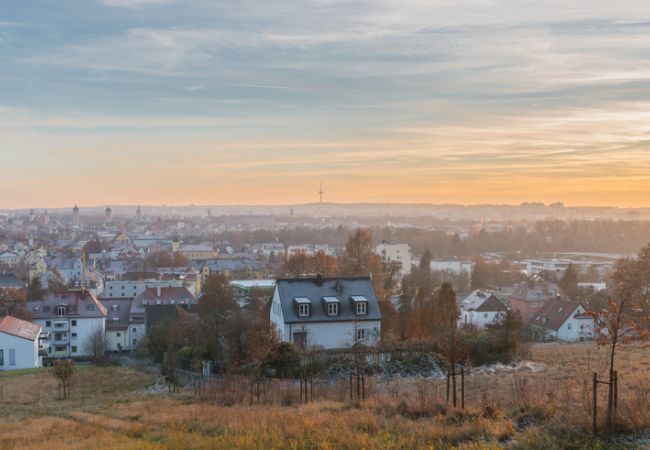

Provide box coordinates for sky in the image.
[2,0,650,208]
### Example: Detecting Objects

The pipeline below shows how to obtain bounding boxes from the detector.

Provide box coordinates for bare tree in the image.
[84,327,108,365]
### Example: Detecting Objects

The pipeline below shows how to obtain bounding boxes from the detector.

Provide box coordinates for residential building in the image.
[376,242,412,275]
[459,290,507,329]
[28,290,107,359]
[530,300,595,341]
[101,279,185,300]
[0,251,20,268]
[509,281,568,322]
[0,274,27,291]
[131,286,197,338]
[100,299,132,352]
[180,244,217,261]
[430,259,475,278]
[270,277,382,349]
[0,316,43,370]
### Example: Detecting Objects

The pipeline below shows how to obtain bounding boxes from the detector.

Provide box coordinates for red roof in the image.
[0,315,41,341]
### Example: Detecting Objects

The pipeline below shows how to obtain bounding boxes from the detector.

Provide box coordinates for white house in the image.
[28,289,107,359]
[0,251,20,268]
[459,290,508,329]
[270,277,382,350]
[531,300,595,341]
[0,316,43,370]
[376,242,412,276]
[430,259,475,278]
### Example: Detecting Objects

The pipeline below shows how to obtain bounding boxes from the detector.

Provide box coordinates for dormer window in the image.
[323,296,340,316]
[56,305,66,316]
[294,297,311,317]
[351,295,368,315]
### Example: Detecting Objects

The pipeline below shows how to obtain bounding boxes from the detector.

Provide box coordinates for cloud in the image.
[98,0,175,8]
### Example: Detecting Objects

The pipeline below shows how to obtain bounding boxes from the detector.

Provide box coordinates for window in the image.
[133,338,137,346]
[132,328,137,333]
[0,349,3,365]
[71,346,77,353]
[327,302,339,316]
[9,349,15,366]
[117,333,121,337]
[567,323,572,330]
[356,302,367,315]
[56,305,66,316]
[356,328,366,341]
[45,321,51,327]
[71,333,77,340]
[484,313,488,318]
[71,320,77,326]
[298,303,310,317]
[87,304,95,311]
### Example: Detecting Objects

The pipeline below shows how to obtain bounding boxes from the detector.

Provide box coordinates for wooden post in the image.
[349,373,353,402]
[461,368,465,409]
[607,368,614,429]
[592,372,598,437]
[446,370,450,406]
[300,377,303,404]
[613,370,618,412]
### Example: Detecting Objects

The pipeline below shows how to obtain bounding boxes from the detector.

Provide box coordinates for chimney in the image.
[156,286,161,297]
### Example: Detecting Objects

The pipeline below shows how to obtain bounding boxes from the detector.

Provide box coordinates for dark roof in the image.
[510,281,568,303]
[0,274,26,288]
[275,277,381,323]
[28,289,108,319]
[462,290,507,312]
[0,316,41,341]
[100,299,132,330]
[531,299,586,331]
[144,304,195,332]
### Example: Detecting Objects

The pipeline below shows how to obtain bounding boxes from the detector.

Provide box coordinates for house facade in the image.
[531,300,595,341]
[0,316,43,370]
[270,277,382,349]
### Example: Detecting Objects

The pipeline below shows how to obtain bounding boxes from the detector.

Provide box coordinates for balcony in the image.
[52,322,70,331]
[53,338,69,345]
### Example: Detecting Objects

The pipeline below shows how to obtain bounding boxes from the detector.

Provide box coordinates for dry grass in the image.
[0,343,648,449]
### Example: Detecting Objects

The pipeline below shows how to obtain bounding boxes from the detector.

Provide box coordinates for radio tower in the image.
[318,183,324,204]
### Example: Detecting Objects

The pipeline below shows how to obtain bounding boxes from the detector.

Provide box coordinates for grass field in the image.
[0,343,648,449]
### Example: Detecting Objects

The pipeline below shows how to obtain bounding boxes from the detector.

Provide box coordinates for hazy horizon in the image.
[3,1,650,207]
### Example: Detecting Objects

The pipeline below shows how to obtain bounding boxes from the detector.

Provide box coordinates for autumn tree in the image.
[197,273,240,367]
[27,277,46,301]
[559,264,580,300]
[280,250,338,277]
[592,248,650,428]
[145,251,188,269]
[0,289,30,320]
[431,282,464,407]
[339,229,398,339]
[84,326,109,365]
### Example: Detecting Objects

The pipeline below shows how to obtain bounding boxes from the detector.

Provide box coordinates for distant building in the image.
[509,281,568,322]
[0,274,27,291]
[525,258,614,278]
[430,259,475,278]
[459,290,507,329]
[530,300,594,341]
[28,289,107,359]
[376,242,412,276]
[270,277,382,349]
[131,286,197,338]
[180,244,217,261]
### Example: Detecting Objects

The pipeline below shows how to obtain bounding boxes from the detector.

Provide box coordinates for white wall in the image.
[282,321,381,349]
[0,333,40,370]
[459,310,504,329]
[106,329,128,352]
[36,316,105,358]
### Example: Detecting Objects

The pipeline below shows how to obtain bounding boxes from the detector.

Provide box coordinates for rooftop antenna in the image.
[318,183,324,204]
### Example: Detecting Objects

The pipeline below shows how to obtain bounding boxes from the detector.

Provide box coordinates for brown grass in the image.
[0,343,648,449]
